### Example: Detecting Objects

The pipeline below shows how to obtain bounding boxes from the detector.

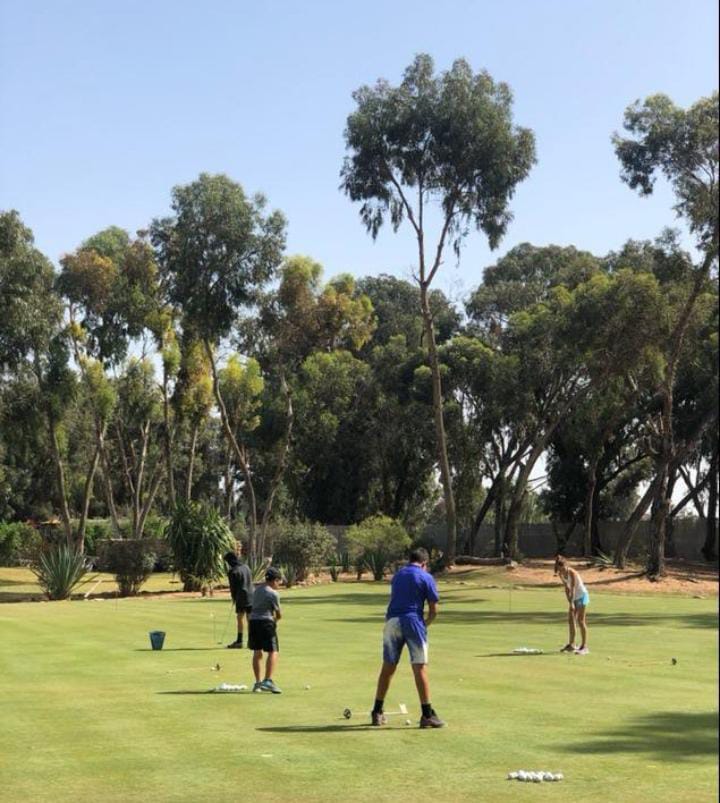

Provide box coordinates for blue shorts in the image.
[382,616,428,665]
[574,591,590,608]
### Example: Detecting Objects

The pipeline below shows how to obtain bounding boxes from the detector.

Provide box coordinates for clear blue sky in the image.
[1,0,717,297]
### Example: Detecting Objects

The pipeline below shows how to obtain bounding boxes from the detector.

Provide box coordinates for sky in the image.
[1,0,718,301]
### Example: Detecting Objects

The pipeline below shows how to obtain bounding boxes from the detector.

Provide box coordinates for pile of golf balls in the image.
[213,683,248,693]
[512,647,543,654]
[507,770,563,783]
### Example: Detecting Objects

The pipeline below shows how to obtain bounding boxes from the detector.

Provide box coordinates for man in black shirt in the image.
[224,549,254,649]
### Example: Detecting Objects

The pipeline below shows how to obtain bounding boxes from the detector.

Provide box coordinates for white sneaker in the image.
[575,646,589,655]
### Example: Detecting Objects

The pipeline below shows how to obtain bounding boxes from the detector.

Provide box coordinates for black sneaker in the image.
[370,711,387,726]
[419,710,446,728]
[226,641,243,649]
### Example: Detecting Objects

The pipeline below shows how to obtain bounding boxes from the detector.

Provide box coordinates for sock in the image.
[421,703,432,718]
[372,699,384,715]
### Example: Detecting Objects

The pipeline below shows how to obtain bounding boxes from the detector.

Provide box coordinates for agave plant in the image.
[166,502,235,591]
[33,545,88,600]
[281,562,299,588]
[247,555,271,583]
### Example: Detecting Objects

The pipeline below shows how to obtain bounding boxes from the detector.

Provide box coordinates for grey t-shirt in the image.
[249,584,281,621]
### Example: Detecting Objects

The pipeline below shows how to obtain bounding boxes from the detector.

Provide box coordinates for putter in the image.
[341,703,408,720]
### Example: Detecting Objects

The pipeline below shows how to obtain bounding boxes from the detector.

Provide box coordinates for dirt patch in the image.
[447,559,719,597]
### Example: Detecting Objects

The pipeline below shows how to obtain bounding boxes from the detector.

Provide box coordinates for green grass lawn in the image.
[0,572,717,802]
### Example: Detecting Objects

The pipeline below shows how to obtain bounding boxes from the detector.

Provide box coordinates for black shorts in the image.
[235,603,252,615]
[248,619,279,653]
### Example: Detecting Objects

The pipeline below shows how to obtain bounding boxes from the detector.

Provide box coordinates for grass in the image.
[0,571,717,802]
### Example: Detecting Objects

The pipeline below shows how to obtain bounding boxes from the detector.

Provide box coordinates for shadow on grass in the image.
[257,724,391,733]
[476,652,562,658]
[134,647,223,652]
[564,711,719,762]
[158,690,251,695]
[331,610,718,629]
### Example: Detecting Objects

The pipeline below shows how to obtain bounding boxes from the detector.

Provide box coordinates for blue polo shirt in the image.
[386,563,439,621]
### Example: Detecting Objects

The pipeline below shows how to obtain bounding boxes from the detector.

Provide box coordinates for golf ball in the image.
[405,719,412,726]
[304,685,311,690]
[343,708,352,720]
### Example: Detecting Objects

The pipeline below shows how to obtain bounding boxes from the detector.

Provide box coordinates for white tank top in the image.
[564,571,587,600]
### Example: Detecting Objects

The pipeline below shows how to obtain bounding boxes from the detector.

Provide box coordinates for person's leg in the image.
[236,613,244,643]
[252,650,263,682]
[264,650,278,681]
[411,663,430,704]
[566,606,576,646]
[375,661,397,702]
[576,605,588,650]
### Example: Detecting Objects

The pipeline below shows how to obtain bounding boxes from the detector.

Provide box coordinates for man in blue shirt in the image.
[371,547,445,728]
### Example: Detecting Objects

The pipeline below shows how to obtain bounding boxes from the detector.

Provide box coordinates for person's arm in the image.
[425,600,438,628]
[273,592,282,621]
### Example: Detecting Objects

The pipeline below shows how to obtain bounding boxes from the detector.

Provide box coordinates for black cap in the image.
[224,552,238,566]
[265,566,282,582]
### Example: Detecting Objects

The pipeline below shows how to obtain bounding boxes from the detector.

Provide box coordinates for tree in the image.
[0,211,76,543]
[613,92,719,577]
[151,173,286,556]
[341,54,536,563]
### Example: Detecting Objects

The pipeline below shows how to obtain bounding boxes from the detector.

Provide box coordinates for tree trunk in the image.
[583,459,598,557]
[503,440,548,560]
[163,369,176,508]
[46,408,73,545]
[664,468,678,559]
[185,420,199,502]
[258,374,294,558]
[468,476,499,555]
[702,449,718,561]
[420,284,457,563]
[204,339,258,556]
[76,444,101,553]
[493,478,506,558]
[647,461,669,578]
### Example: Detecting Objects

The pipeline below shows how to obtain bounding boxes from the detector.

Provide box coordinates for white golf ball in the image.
[517,771,527,781]
[555,772,564,781]
[304,685,311,690]
[405,719,412,726]
[507,772,518,780]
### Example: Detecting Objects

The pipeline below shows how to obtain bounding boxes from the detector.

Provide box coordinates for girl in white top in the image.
[554,555,590,655]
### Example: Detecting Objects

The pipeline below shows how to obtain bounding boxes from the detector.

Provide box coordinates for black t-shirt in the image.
[228,563,254,608]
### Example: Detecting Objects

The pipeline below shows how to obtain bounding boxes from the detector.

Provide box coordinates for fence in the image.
[420,518,710,561]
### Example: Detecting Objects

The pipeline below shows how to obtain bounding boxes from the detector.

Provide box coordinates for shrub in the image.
[346,515,411,581]
[0,521,42,566]
[271,521,334,582]
[339,549,351,573]
[142,515,168,540]
[104,540,157,596]
[246,555,271,583]
[165,502,235,591]
[281,562,299,588]
[33,545,88,600]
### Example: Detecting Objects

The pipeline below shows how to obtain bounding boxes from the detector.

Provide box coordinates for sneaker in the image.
[252,681,263,693]
[370,711,387,726]
[226,641,243,649]
[261,679,282,694]
[560,643,576,653]
[419,710,446,729]
[575,646,590,655]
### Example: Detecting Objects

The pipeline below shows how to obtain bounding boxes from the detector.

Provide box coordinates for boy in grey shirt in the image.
[248,567,283,693]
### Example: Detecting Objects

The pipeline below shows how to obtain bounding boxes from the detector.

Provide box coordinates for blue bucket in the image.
[149,630,166,650]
